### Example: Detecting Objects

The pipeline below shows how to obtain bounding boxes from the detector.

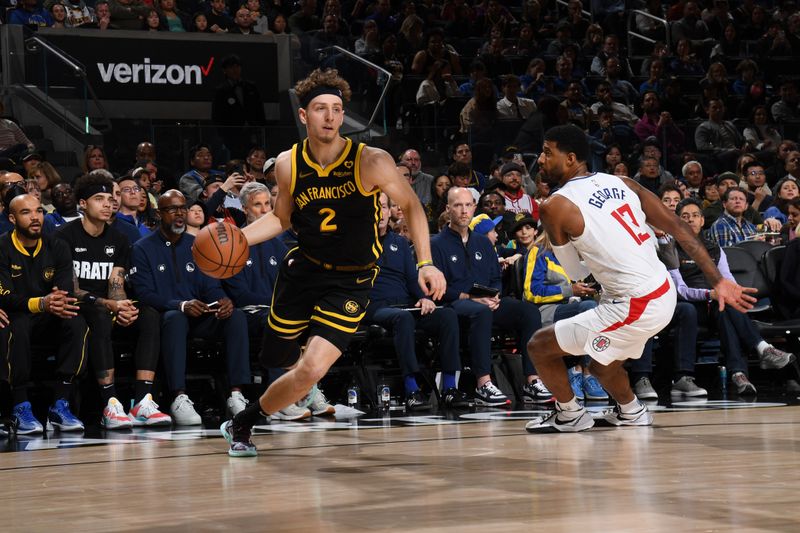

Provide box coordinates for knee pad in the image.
[259,327,301,369]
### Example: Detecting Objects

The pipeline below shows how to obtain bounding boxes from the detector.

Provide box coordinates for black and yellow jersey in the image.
[289,137,382,268]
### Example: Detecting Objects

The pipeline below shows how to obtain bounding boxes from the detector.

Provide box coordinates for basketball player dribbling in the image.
[221,69,446,456]
[524,125,784,433]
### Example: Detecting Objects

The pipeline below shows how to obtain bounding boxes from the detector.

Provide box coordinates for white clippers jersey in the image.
[553,172,667,299]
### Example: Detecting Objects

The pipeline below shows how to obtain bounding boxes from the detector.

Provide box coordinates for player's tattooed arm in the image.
[71,271,90,300]
[108,267,128,301]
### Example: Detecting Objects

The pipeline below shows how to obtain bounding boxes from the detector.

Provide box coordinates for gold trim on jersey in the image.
[289,144,298,195]
[353,143,377,197]
[369,192,382,261]
[301,137,353,177]
[11,230,42,257]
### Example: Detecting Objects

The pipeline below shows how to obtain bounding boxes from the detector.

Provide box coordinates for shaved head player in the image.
[222,69,446,455]
[524,125,774,433]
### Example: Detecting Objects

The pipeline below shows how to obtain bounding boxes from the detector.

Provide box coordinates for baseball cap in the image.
[263,157,277,174]
[469,213,503,235]
[203,174,225,188]
[509,212,537,234]
[500,162,525,176]
[22,150,43,163]
[716,171,739,186]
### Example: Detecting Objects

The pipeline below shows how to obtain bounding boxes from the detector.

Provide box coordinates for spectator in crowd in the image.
[364,193,468,410]
[205,0,233,32]
[179,144,223,203]
[229,5,258,34]
[20,149,44,177]
[635,157,671,195]
[432,187,542,406]
[496,75,536,121]
[458,60,490,98]
[88,0,114,29]
[211,55,266,160]
[477,189,515,245]
[426,174,451,231]
[158,0,187,31]
[27,161,60,213]
[703,171,765,229]
[695,99,744,173]
[0,104,35,162]
[669,197,795,393]
[744,105,782,155]
[8,0,54,25]
[412,28,461,75]
[115,174,150,241]
[184,201,206,236]
[451,142,487,191]
[143,8,165,30]
[131,190,251,425]
[604,57,638,105]
[590,35,631,78]
[681,160,704,197]
[634,92,686,157]
[731,59,758,96]
[479,35,512,79]
[589,82,639,126]
[589,106,636,167]
[398,149,434,207]
[741,160,774,213]
[201,172,247,227]
[763,177,799,225]
[49,2,69,27]
[498,162,538,220]
[448,161,481,204]
[708,186,759,246]
[416,60,460,106]
[546,21,579,58]
[45,182,82,227]
[551,55,580,96]
[459,78,497,139]
[243,147,267,185]
[771,80,800,123]
[81,145,109,174]
[514,216,604,402]
[639,59,667,96]
[57,173,170,428]
[671,1,713,49]
[582,23,605,57]
[354,19,380,56]
[669,38,705,75]
[189,11,209,32]
[108,0,151,30]
[106,176,142,245]
[560,81,592,131]
[0,194,87,433]
[520,58,547,101]
[246,0,269,34]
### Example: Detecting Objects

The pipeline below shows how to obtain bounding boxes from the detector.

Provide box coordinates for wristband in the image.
[416,260,433,270]
[180,301,187,313]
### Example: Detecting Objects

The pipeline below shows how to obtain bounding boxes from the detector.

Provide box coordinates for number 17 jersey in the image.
[553,172,667,299]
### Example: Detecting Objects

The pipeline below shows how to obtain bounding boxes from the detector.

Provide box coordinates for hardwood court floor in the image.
[1,404,800,532]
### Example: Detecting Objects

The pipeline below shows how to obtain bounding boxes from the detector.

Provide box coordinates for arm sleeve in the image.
[669,268,708,301]
[552,242,591,281]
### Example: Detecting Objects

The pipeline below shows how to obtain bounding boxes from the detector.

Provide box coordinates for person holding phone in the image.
[431,187,543,406]
[201,171,247,227]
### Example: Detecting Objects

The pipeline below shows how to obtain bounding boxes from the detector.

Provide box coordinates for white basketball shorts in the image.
[554,278,677,365]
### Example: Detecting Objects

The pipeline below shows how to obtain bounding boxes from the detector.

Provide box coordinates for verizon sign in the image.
[33,31,278,103]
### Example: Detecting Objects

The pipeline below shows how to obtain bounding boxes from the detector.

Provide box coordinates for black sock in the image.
[100,383,117,404]
[54,379,73,403]
[12,386,28,406]
[233,401,267,428]
[135,380,153,403]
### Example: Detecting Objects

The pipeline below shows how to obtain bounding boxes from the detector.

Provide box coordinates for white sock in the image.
[557,396,583,412]
[756,341,770,356]
[619,398,642,414]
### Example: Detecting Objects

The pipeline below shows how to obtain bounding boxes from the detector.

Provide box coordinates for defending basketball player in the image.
[525,125,770,433]
[222,69,446,456]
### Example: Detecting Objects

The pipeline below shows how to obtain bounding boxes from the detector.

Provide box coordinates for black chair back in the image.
[723,246,770,300]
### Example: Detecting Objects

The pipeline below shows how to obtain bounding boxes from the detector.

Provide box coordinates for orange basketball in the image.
[191,222,250,279]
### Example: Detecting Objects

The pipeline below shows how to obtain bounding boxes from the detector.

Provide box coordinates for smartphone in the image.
[206,301,220,312]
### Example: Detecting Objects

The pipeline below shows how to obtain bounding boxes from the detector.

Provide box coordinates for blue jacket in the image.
[370,231,425,307]
[115,213,152,240]
[222,238,288,307]
[520,246,573,304]
[431,226,500,303]
[130,230,226,312]
[111,216,144,245]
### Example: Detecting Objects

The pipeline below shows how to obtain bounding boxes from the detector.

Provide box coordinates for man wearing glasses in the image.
[129,190,251,425]
[115,174,150,242]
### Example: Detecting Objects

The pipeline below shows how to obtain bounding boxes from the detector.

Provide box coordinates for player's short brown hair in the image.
[294,68,352,106]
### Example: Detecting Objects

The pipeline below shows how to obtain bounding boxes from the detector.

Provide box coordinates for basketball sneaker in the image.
[12,401,44,435]
[170,394,202,425]
[568,368,584,401]
[474,382,510,406]
[525,403,594,433]
[405,390,431,412]
[128,394,172,427]
[101,397,133,429]
[226,391,249,418]
[601,402,653,426]
[522,380,554,404]
[307,388,336,416]
[47,398,84,432]
[633,376,658,401]
[583,375,609,401]
[732,372,757,395]
[670,376,708,397]
[220,420,257,457]
[442,387,472,408]
[759,347,795,370]
[271,403,311,421]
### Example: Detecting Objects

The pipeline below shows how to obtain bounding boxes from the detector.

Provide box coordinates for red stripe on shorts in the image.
[600,279,671,333]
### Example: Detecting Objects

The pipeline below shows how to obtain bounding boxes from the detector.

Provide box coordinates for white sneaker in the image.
[601,402,653,426]
[101,397,133,430]
[170,394,202,425]
[525,404,594,433]
[128,394,172,427]
[227,391,249,417]
[271,403,311,421]
[307,387,335,416]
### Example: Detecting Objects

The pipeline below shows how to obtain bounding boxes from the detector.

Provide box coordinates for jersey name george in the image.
[553,172,667,298]
[290,137,381,267]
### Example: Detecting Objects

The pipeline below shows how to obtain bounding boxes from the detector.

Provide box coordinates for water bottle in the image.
[378,383,391,410]
[347,382,359,407]
[719,365,727,394]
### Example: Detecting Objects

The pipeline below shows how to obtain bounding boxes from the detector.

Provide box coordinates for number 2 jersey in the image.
[289,137,382,268]
[552,172,667,299]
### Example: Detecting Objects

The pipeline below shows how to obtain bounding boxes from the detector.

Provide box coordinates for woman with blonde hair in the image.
[27,161,61,212]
